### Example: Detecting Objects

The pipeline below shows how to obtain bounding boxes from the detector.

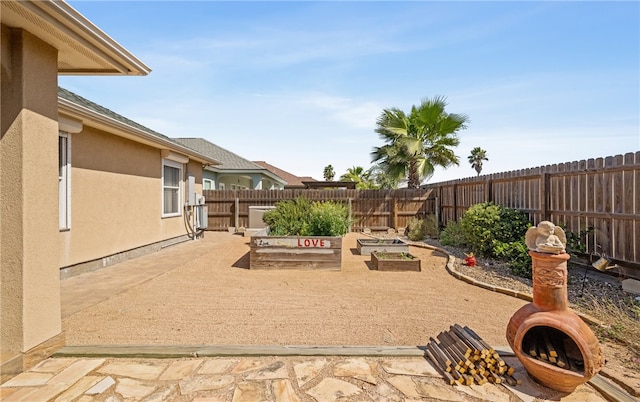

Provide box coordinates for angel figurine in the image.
[525,221,566,254]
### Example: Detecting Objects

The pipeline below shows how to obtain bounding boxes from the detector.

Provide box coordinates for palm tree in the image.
[368,163,400,189]
[323,164,335,181]
[468,147,488,176]
[339,166,377,189]
[371,96,469,188]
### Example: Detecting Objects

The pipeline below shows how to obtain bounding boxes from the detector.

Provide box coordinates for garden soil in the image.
[62,232,529,348]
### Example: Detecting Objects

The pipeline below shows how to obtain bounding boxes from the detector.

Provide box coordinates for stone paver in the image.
[98,361,166,380]
[49,358,105,386]
[0,352,629,401]
[84,376,115,395]
[273,379,301,402]
[159,360,202,381]
[306,377,363,401]
[53,375,103,401]
[333,358,377,385]
[294,358,328,388]
[115,377,157,398]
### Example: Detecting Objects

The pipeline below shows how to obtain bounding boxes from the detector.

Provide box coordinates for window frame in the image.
[203,178,214,191]
[162,159,183,218]
[59,132,71,230]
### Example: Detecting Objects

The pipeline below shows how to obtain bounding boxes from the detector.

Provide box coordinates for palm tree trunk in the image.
[408,160,420,188]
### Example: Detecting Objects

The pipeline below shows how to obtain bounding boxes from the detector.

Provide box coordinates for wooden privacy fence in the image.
[202,189,435,233]
[423,152,640,268]
[203,151,639,268]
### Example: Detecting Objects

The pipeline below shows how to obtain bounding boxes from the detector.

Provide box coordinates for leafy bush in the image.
[406,215,438,241]
[493,240,531,278]
[262,197,313,236]
[562,225,594,256]
[306,201,350,236]
[439,221,467,247]
[262,197,350,237]
[460,202,531,257]
[453,202,532,278]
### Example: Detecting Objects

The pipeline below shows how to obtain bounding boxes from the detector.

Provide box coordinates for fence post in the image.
[453,183,458,222]
[348,197,352,232]
[485,179,493,203]
[391,196,398,229]
[435,196,440,229]
[235,197,239,229]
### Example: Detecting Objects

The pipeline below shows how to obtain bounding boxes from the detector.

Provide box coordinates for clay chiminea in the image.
[506,221,604,392]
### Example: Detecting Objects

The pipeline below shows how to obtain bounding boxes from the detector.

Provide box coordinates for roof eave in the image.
[2,0,150,76]
[205,167,287,184]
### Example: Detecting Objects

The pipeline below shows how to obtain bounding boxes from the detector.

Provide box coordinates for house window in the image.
[219,183,225,190]
[59,132,71,230]
[203,179,214,190]
[162,159,182,217]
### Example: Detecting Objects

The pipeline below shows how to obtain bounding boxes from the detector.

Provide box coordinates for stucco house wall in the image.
[1,25,62,375]
[59,124,204,268]
[56,88,216,274]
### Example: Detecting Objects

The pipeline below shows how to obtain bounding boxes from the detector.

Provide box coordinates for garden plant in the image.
[262,196,351,237]
[440,202,532,277]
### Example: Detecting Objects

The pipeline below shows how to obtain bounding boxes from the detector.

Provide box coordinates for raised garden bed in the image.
[250,235,342,270]
[357,238,409,256]
[371,251,421,272]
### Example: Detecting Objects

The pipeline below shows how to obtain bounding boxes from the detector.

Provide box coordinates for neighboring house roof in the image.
[58,88,220,165]
[253,161,317,188]
[174,138,287,184]
[1,0,150,75]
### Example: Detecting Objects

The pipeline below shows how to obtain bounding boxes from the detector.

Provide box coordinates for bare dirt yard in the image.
[62,232,528,348]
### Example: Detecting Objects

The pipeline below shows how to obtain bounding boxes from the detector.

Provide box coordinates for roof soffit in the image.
[1,0,150,75]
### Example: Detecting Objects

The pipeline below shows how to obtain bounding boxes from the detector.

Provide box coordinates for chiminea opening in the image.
[521,325,584,374]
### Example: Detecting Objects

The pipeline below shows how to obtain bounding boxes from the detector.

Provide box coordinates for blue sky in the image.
[60,1,639,183]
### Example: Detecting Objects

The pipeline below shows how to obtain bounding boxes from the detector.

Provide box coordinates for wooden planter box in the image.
[371,251,421,272]
[356,238,409,256]
[250,235,342,270]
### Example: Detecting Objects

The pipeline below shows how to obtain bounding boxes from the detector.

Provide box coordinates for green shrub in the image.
[262,197,313,236]
[563,225,595,256]
[262,197,350,237]
[460,202,531,257]
[493,240,531,278]
[453,202,532,278]
[406,215,438,241]
[439,221,467,247]
[306,201,350,236]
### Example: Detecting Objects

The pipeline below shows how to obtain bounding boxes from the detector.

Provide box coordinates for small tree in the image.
[369,163,400,189]
[340,166,377,189]
[323,164,335,181]
[468,147,488,176]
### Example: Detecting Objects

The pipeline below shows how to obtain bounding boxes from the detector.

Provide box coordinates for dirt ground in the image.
[62,232,529,348]
[61,231,640,396]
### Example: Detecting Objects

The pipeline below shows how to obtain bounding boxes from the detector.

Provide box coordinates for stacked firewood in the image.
[425,324,521,386]
[523,328,584,372]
